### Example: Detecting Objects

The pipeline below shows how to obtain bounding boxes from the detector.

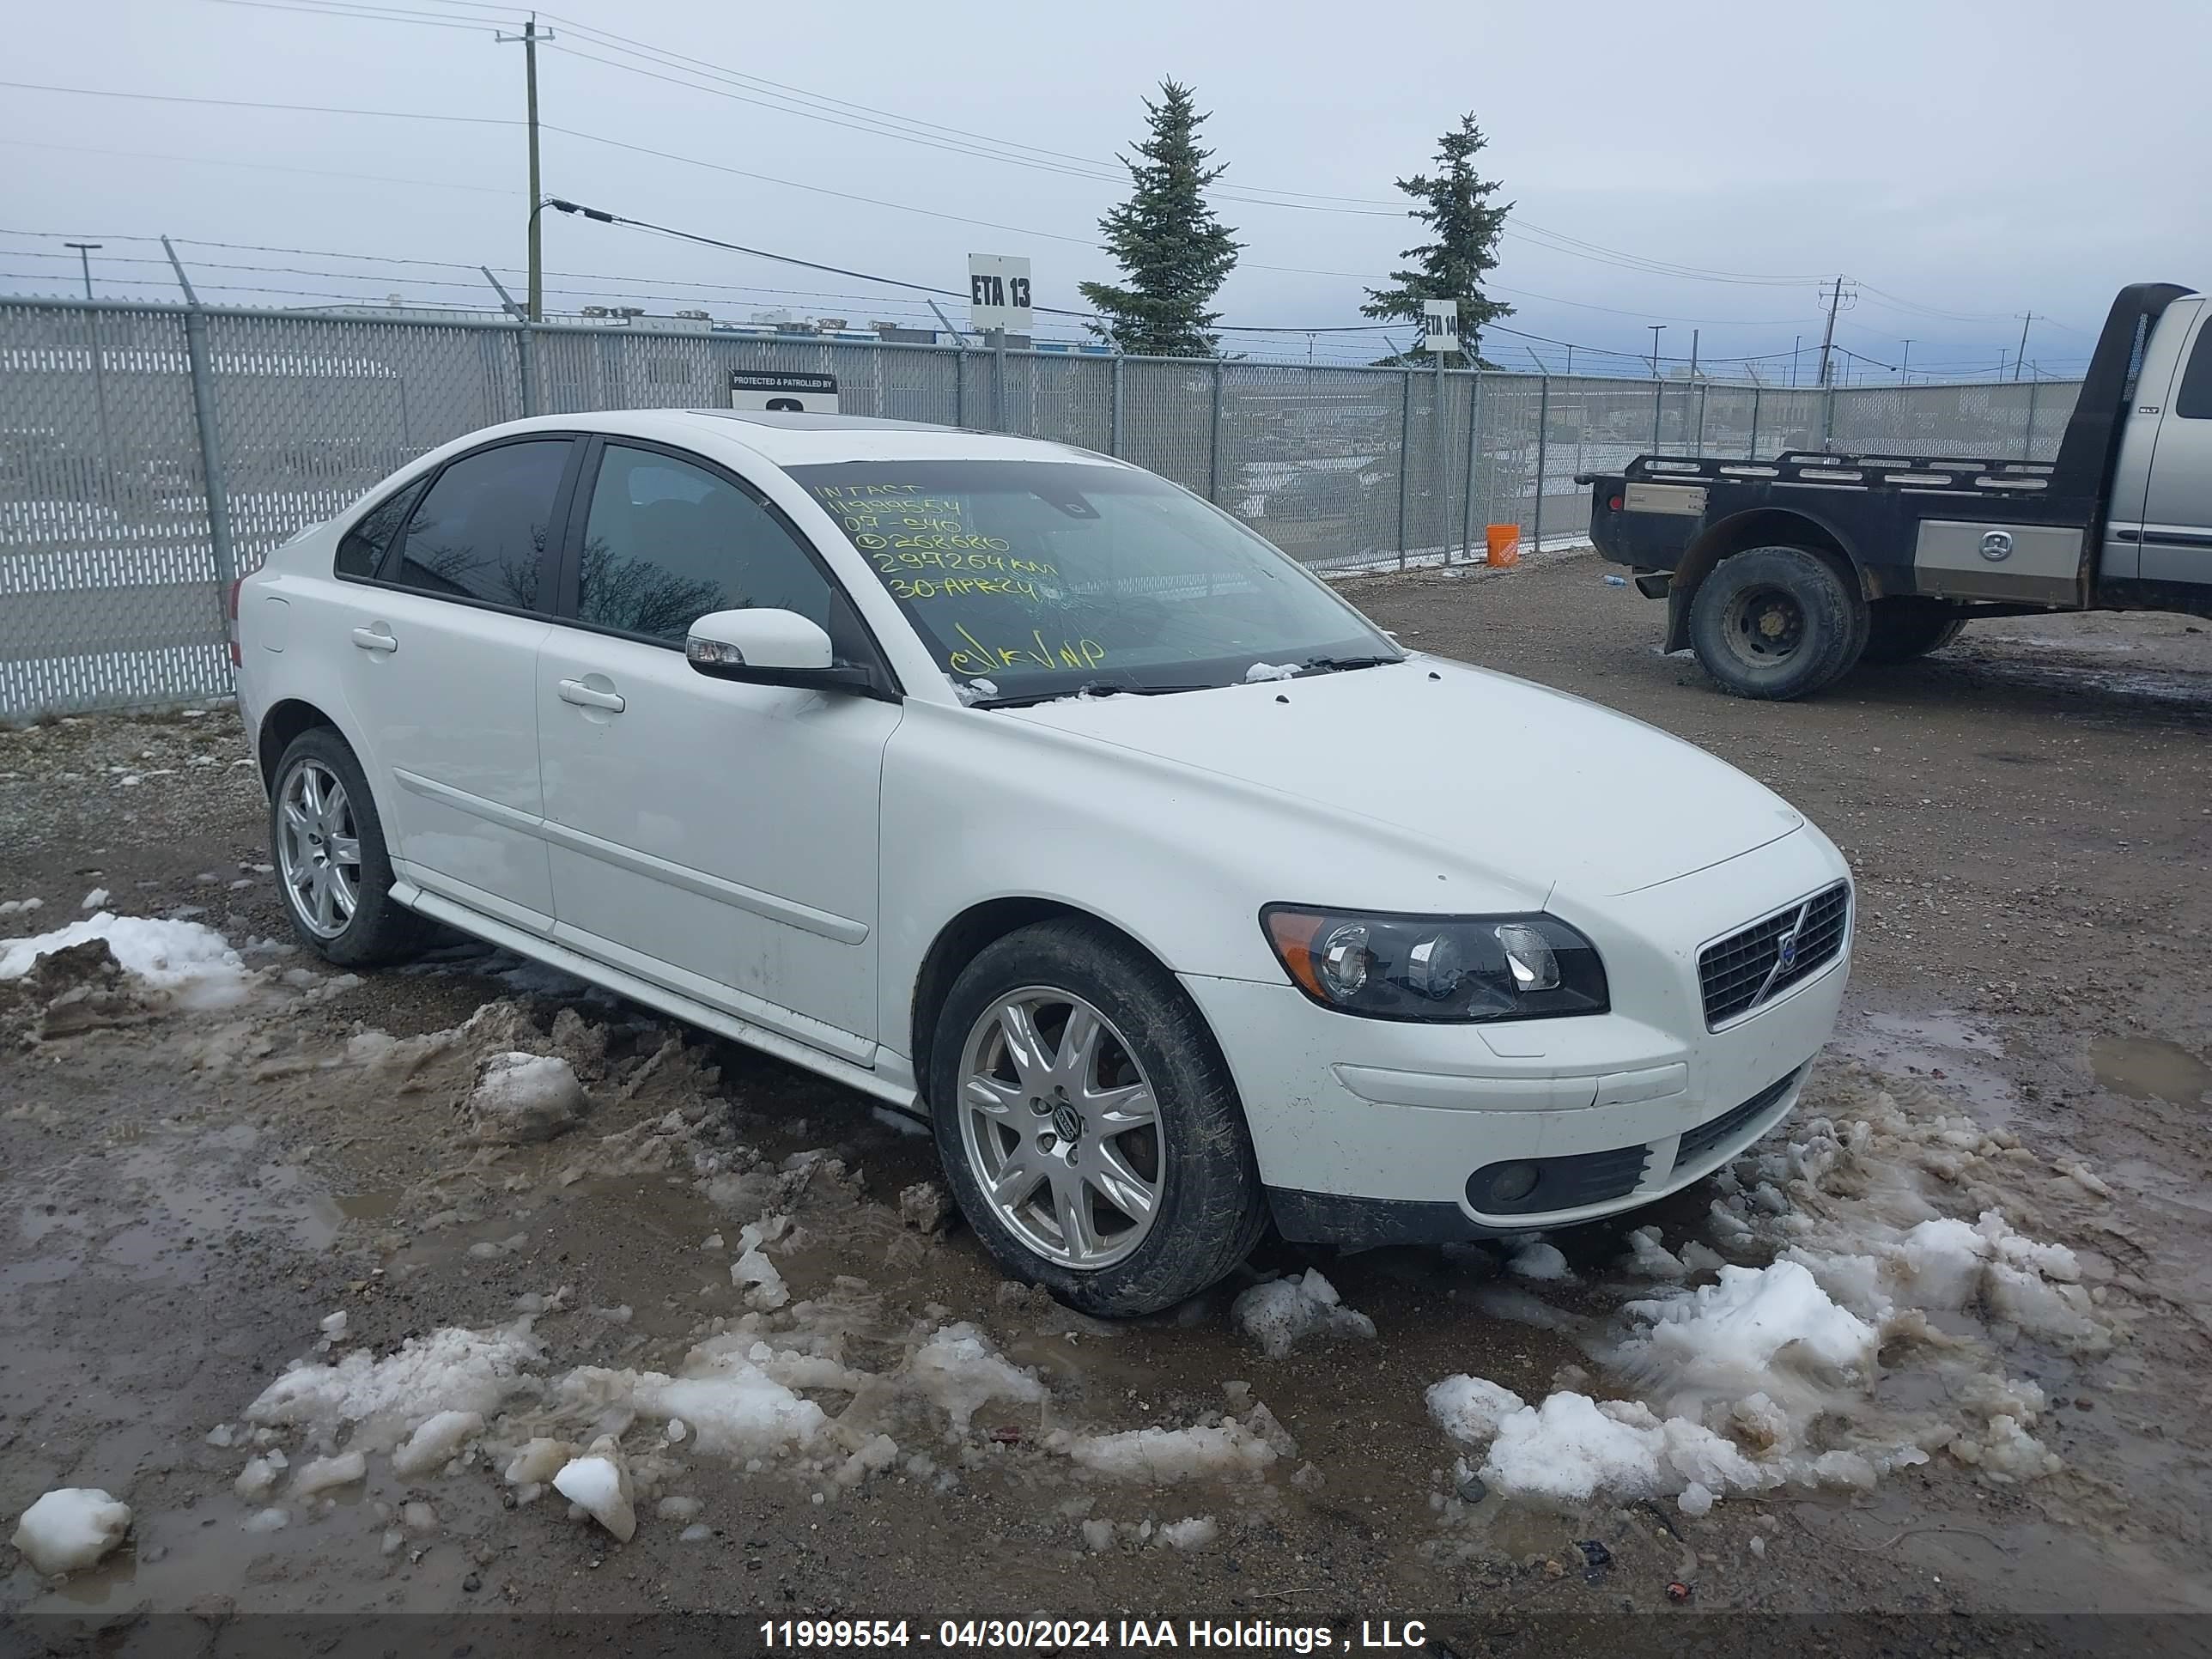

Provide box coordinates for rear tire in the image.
[1688,545,1867,701]
[927,919,1267,1317]
[1861,597,1966,664]
[269,726,434,968]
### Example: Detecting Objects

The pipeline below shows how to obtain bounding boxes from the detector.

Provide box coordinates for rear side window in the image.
[334,477,425,580]
[576,442,834,643]
[387,439,572,610]
[2175,315,2212,420]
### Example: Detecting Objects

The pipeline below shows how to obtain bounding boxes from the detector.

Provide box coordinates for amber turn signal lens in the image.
[1262,908,1328,1001]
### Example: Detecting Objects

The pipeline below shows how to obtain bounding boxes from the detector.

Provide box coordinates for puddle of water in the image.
[1837,1011,2016,1124]
[2090,1035,2212,1105]
[334,1188,401,1220]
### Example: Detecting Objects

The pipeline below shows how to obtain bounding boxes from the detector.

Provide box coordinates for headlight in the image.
[1261,906,1608,1023]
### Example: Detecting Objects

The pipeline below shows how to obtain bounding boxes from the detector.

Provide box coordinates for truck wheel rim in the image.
[957,988,1162,1271]
[276,759,362,940]
[1721,584,1806,666]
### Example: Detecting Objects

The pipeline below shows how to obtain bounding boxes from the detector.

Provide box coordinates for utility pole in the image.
[1899,340,1911,382]
[1646,325,1664,378]
[498,15,554,322]
[1815,276,1847,388]
[2012,313,2034,382]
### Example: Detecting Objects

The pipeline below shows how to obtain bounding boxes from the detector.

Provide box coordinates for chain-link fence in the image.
[0,295,2087,718]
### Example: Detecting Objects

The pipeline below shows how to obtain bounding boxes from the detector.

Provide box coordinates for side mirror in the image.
[685,608,872,692]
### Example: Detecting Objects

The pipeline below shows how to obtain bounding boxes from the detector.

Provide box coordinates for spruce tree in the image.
[1361,113,1513,367]
[1079,81,1241,357]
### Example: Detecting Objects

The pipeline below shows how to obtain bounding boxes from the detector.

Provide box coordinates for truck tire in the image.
[1688,545,1867,701]
[1861,598,1966,665]
[928,918,1267,1317]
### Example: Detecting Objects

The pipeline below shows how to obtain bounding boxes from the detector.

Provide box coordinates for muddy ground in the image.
[3,551,2210,1656]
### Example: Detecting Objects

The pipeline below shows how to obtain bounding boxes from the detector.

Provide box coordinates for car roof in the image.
[465,408,1120,470]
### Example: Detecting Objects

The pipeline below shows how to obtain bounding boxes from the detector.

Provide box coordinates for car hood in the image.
[1004,656,1804,899]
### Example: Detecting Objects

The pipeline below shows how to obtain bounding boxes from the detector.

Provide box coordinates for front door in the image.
[536,438,901,1060]
[2139,306,2212,590]
[335,434,578,933]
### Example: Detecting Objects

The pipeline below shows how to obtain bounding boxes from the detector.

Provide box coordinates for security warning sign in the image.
[729,370,841,413]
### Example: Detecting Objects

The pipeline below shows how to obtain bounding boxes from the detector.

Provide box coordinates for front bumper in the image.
[1180,828,1850,1245]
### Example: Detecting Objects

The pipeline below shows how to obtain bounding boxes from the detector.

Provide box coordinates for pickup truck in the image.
[1580,283,2212,698]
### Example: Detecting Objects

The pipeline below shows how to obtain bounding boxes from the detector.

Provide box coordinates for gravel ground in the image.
[3,553,2210,1656]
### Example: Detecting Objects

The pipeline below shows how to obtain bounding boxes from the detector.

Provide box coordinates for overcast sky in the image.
[6,0,2206,378]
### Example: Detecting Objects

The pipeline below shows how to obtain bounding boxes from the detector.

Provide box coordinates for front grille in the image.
[1467,1143,1651,1217]
[1698,882,1850,1026]
[1672,1067,1802,1172]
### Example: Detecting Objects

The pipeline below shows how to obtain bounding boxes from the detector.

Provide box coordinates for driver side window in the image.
[577,443,834,644]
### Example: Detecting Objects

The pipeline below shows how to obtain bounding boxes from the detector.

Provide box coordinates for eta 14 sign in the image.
[968,253,1033,335]
[1422,299,1460,356]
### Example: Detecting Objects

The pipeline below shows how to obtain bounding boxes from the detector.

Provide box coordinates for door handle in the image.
[350,626,397,653]
[557,678,626,713]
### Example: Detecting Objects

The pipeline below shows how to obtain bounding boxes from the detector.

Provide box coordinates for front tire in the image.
[269,727,433,967]
[928,919,1266,1317]
[1688,544,1867,700]
[1860,597,1966,664]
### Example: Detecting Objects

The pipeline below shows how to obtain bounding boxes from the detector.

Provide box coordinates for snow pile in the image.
[1507,1239,1571,1281]
[1056,1414,1280,1483]
[290,1451,367,1496]
[902,1322,1044,1433]
[553,1436,636,1541]
[0,913,255,1007]
[1425,1067,2116,1509]
[464,1051,586,1144]
[244,1321,545,1450]
[391,1410,486,1476]
[1425,1376,1526,1444]
[731,1217,792,1310]
[1243,661,1299,682]
[12,1489,131,1577]
[549,1334,829,1458]
[1231,1269,1376,1359]
[1616,1261,1877,1415]
[1155,1516,1219,1551]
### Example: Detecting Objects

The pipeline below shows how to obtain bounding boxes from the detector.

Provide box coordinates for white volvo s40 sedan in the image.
[233,410,1851,1315]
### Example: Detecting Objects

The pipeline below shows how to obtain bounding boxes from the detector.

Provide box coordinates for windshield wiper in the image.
[975,680,1212,709]
[1297,654,1401,674]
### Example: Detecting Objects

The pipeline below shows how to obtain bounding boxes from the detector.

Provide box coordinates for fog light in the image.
[1484,1161,1540,1205]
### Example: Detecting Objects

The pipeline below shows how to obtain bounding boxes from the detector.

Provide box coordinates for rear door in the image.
[335,434,581,933]
[536,437,902,1060]
[2137,302,2212,588]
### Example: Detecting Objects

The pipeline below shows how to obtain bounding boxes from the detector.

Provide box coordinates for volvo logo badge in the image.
[1979,530,2014,562]
[1777,929,1800,971]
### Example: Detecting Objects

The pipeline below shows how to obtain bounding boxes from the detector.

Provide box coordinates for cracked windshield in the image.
[789,460,1397,700]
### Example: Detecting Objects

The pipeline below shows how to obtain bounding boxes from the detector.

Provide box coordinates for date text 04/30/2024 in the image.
[757,1620,1431,1651]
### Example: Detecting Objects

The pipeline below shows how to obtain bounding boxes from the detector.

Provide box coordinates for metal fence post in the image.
[1650,379,1664,453]
[1110,354,1124,457]
[517,325,539,417]
[1748,386,1761,459]
[1534,374,1550,555]
[1462,369,1482,562]
[1208,359,1224,501]
[160,240,237,598]
[1821,383,1837,452]
[990,328,1006,432]
[1694,382,1708,457]
[2023,378,2039,461]
[1395,369,1412,567]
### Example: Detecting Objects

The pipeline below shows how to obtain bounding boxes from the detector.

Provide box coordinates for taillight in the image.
[227,578,244,666]
[1608,495,1625,512]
